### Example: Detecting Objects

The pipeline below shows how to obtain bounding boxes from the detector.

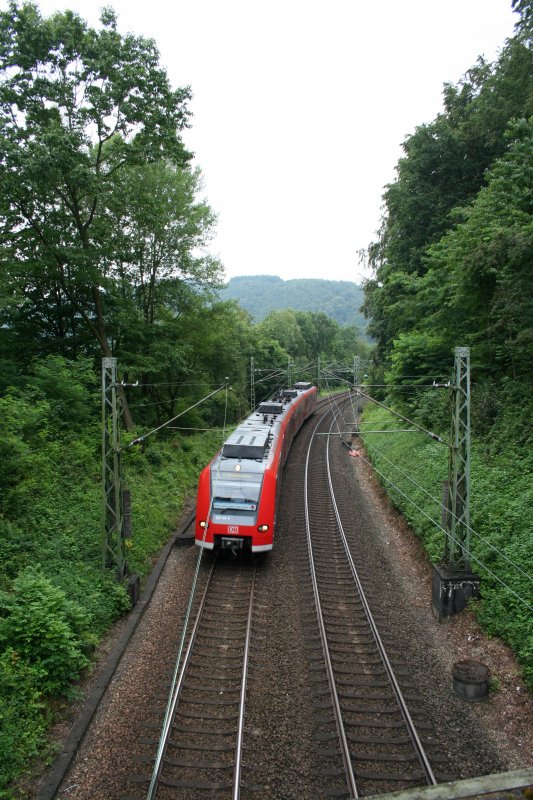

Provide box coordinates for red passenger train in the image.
[195,382,317,554]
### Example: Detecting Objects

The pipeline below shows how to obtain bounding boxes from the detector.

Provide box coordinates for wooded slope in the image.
[220,275,367,330]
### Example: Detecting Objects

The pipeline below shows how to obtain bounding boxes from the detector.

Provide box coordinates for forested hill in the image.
[220,275,366,329]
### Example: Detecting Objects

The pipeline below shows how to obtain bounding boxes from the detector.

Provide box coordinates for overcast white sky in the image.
[3,0,518,283]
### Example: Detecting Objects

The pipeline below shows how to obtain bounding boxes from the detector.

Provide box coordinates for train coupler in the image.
[220,537,245,557]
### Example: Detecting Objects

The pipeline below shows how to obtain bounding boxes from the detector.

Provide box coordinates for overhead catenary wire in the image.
[321,371,533,602]
[123,381,229,388]
[320,429,419,435]
[127,384,227,448]
[355,387,451,447]
[256,368,286,383]
[165,426,228,432]
[362,438,533,586]
[352,446,533,613]
[322,368,450,446]
[353,383,451,390]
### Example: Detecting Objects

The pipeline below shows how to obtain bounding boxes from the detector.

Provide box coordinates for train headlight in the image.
[199,520,207,528]
[257,524,269,532]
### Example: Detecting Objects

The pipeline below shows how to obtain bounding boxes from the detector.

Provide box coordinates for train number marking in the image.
[228,526,239,533]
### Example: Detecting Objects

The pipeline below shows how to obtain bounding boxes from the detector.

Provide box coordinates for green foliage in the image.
[124,431,221,575]
[0,390,50,498]
[27,356,99,430]
[257,309,366,364]
[424,118,533,381]
[364,33,533,367]
[361,26,533,686]
[0,0,194,421]
[0,649,48,792]
[513,0,533,42]
[0,570,91,696]
[362,403,533,689]
[0,354,229,792]
[221,275,367,332]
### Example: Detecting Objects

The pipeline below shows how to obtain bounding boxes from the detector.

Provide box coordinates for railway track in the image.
[301,399,450,797]
[127,560,256,800]
[45,391,520,800]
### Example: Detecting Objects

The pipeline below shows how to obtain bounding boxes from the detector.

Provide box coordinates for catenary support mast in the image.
[432,347,480,620]
[101,357,126,581]
[250,356,256,411]
[444,347,472,570]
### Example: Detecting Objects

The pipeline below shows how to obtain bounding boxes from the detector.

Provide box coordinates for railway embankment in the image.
[359,404,532,692]
[0,384,220,798]
[30,397,533,799]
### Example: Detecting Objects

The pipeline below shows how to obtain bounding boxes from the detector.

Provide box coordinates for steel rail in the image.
[146,560,255,800]
[325,412,438,787]
[304,407,360,800]
[146,560,215,799]
[233,568,256,800]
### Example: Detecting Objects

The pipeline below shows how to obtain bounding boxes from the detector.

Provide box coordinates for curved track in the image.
[302,398,444,797]
[47,393,484,800]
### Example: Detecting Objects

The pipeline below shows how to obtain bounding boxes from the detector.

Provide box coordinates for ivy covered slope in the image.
[361,390,533,690]
[0,356,221,793]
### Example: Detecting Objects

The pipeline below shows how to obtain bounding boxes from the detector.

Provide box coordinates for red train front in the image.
[195,383,317,554]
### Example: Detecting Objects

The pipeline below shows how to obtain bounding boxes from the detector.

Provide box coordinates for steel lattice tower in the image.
[250,356,256,411]
[444,347,472,571]
[432,346,479,619]
[101,357,126,581]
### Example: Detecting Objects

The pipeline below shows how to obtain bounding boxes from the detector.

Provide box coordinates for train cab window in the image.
[211,471,263,520]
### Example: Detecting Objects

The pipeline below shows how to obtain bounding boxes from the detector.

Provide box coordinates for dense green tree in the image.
[294,311,339,361]
[370,118,533,395]
[424,118,533,379]
[107,162,221,329]
[259,309,307,358]
[221,275,366,330]
[331,324,371,364]
[513,0,533,41]
[364,33,533,360]
[98,160,223,419]
[0,2,192,425]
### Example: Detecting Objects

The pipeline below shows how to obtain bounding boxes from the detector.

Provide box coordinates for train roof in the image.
[219,384,314,465]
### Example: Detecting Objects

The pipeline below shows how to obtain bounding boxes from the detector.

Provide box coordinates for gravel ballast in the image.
[32,418,532,800]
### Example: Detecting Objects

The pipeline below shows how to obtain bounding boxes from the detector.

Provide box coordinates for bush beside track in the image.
[0,358,221,797]
[361,404,533,692]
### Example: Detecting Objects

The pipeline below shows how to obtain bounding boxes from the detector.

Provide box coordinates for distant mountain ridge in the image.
[220,275,366,330]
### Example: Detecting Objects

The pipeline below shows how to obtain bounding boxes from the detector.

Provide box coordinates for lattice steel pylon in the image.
[354,355,361,389]
[353,355,361,432]
[250,356,256,411]
[102,357,126,581]
[444,347,472,571]
[432,346,479,620]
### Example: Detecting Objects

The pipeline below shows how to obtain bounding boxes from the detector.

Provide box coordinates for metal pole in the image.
[102,357,126,581]
[354,355,361,431]
[432,346,479,620]
[250,356,255,411]
[444,347,471,571]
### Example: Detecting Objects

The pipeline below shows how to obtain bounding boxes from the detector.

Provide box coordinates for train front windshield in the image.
[210,464,263,524]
